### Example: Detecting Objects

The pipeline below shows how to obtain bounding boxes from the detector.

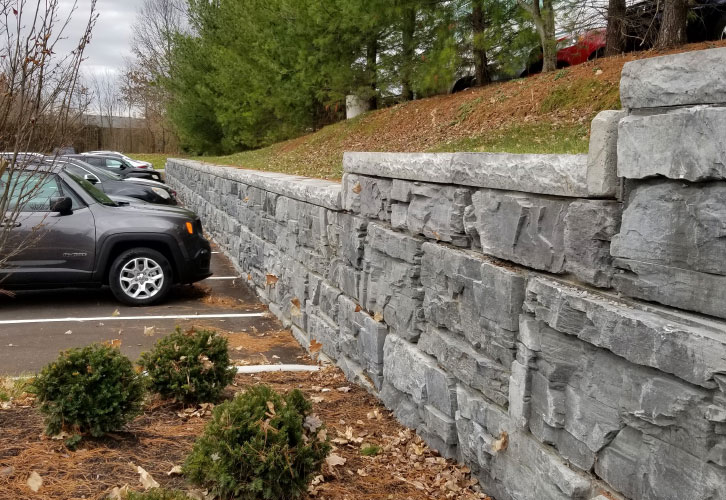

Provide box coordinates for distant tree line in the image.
[125,0,718,154]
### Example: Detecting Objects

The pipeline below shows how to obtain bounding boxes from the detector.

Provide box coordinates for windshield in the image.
[76,161,122,181]
[66,172,117,206]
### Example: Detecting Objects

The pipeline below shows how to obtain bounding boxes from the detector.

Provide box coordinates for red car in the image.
[522,29,606,76]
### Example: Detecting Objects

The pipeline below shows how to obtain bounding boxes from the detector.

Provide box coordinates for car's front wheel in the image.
[109,248,172,306]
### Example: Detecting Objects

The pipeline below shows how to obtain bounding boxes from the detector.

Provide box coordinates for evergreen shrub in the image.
[32,344,145,444]
[139,328,235,404]
[184,385,330,499]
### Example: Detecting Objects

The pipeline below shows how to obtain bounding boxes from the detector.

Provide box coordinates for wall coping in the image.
[343,151,613,198]
[166,158,342,210]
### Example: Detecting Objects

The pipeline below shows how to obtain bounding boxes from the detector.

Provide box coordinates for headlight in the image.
[151,187,170,199]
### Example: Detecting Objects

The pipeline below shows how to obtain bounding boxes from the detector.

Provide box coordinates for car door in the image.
[0,172,96,285]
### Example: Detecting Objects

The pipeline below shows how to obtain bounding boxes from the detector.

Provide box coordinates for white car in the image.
[86,151,153,170]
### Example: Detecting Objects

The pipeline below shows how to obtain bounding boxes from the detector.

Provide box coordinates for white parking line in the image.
[0,312,265,325]
[204,276,242,280]
[211,251,220,254]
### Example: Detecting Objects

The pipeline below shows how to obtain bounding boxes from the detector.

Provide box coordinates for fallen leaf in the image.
[325,454,346,467]
[309,339,323,353]
[167,465,183,476]
[304,414,323,433]
[352,182,362,194]
[492,431,509,452]
[107,484,130,499]
[143,326,155,337]
[311,396,324,404]
[373,311,384,322]
[356,468,368,477]
[265,274,278,286]
[137,465,159,490]
[105,339,122,348]
[291,297,301,308]
[111,309,120,317]
[0,466,13,477]
[64,330,72,335]
[337,386,351,393]
[27,471,42,492]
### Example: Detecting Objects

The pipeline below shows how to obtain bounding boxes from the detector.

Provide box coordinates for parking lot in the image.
[0,250,306,375]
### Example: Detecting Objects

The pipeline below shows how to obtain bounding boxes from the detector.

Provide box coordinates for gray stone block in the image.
[404,183,471,246]
[596,427,726,500]
[618,106,726,182]
[379,381,423,429]
[526,277,726,390]
[564,199,622,287]
[613,257,726,320]
[611,180,726,276]
[423,404,458,445]
[382,334,438,405]
[620,47,726,109]
[343,151,613,198]
[419,326,510,407]
[465,189,570,273]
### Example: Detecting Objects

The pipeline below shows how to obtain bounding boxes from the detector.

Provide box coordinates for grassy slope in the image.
[129,40,726,180]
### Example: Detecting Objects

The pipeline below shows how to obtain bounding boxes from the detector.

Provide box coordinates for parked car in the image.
[521,29,606,76]
[63,154,164,183]
[0,162,211,305]
[51,157,177,205]
[85,151,154,170]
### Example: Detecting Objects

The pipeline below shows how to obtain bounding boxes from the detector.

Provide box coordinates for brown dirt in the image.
[0,366,488,500]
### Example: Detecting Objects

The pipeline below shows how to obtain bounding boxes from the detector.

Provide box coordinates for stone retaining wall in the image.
[166,47,726,500]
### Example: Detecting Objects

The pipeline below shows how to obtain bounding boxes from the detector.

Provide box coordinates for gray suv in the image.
[0,164,212,305]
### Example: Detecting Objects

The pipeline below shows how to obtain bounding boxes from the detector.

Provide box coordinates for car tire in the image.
[109,248,173,306]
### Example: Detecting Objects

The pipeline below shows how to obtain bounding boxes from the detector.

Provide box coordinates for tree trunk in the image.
[472,1,490,86]
[656,0,688,48]
[366,37,378,110]
[401,4,416,101]
[540,0,556,72]
[605,0,627,55]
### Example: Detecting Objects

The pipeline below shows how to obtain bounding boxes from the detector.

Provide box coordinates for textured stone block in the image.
[421,243,524,365]
[526,277,726,390]
[611,180,726,276]
[465,189,570,273]
[383,334,443,405]
[620,47,726,109]
[596,427,726,500]
[612,258,726,320]
[564,199,622,287]
[344,151,613,198]
[419,326,510,407]
[404,183,472,246]
[619,106,726,182]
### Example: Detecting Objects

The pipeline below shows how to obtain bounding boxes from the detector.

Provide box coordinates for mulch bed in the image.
[0,367,490,500]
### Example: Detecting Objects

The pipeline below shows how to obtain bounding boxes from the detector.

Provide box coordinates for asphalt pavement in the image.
[0,251,306,375]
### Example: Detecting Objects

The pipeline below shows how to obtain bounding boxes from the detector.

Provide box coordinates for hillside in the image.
[195,40,726,181]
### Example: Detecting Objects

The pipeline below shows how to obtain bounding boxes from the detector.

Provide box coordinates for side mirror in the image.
[84,174,99,184]
[50,196,73,215]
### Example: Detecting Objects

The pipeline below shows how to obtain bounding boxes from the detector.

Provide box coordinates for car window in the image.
[60,180,86,210]
[65,172,117,206]
[83,156,103,167]
[1,172,61,211]
[106,159,124,169]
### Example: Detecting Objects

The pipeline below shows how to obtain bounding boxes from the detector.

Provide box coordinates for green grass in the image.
[0,375,32,402]
[429,122,590,155]
[360,444,382,457]
[125,153,178,170]
[540,77,620,114]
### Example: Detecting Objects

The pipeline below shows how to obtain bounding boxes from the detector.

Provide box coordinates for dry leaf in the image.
[265,274,278,286]
[352,182,362,194]
[167,465,183,476]
[111,309,120,317]
[492,431,509,452]
[105,339,122,348]
[311,396,324,404]
[325,454,346,467]
[0,466,14,477]
[373,311,384,322]
[64,330,72,335]
[137,466,159,490]
[304,414,323,433]
[143,326,155,337]
[309,339,323,353]
[356,468,368,477]
[27,471,42,492]
[107,484,130,500]
[291,297,301,308]
[337,386,351,393]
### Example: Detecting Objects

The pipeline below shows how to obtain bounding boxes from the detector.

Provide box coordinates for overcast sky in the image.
[59,0,144,76]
